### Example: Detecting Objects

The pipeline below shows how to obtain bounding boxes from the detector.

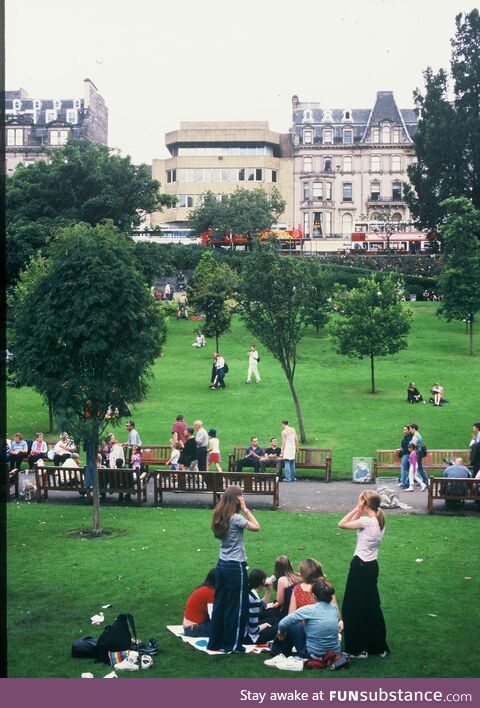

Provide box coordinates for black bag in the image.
[95,613,137,664]
[71,636,98,658]
[328,653,350,671]
[420,445,428,458]
[224,362,229,374]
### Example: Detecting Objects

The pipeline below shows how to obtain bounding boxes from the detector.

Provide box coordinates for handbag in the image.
[420,445,428,458]
[71,636,98,658]
[95,613,137,664]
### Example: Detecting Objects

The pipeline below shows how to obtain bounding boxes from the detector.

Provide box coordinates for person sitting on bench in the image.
[236,437,265,473]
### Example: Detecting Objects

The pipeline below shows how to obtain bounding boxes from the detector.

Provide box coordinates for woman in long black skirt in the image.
[338,491,390,659]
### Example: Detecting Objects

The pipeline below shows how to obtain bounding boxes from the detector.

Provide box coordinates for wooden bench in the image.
[153,470,279,509]
[374,449,472,481]
[34,465,91,502]
[227,446,332,482]
[140,445,171,470]
[428,477,480,513]
[98,468,147,505]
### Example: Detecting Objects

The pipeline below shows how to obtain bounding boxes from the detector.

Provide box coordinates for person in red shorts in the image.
[183,569,216,638]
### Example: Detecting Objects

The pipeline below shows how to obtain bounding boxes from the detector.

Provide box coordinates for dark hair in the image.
[201,568,216,590]
[248,568,267,590]
[211,485,242,540]
[282,420,289,425]
[176,415,184,421]
[135,446,142,454]
[115,458,123,468]
[410,423,418,430]
[186,426,195,435]
[127,420,135,427]
[299,558,324,584]
[474,423,480,430]
[312,579,335,603]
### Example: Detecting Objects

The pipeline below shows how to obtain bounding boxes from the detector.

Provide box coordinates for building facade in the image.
[151,121,293,234]
[291,92,418,248]
[5,79,108,173]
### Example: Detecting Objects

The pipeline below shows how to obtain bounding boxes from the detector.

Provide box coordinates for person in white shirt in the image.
[246,345,261,384]
[207,428,222,472]
[192,331,206,348]
[338,491,390,659]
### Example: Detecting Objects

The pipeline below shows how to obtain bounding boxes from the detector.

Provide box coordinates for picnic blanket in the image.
[166,625,269,655]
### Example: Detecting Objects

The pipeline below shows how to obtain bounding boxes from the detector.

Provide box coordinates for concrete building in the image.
[151,121,293,235]
[291,92,418,251]
[5,79,108,173]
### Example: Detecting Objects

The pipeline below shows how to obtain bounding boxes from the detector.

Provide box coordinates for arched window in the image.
[303,108,313,123]
[392,212,402,222]
[342,213,353,235]
[322,109,333,121]
[381,125,391,143]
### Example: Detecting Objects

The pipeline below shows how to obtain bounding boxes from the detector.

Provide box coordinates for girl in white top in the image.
[281,420,298,482]
[207,428,222,472]
[338,491,390,659]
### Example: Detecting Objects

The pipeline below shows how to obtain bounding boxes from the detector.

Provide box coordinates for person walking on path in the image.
[246,345,261,384]
[125,420,141,464]
[338,491,390,659]
[207,485,260,653]
[281,420,298,482]
[409,423,429,489]
[194,420,209,471]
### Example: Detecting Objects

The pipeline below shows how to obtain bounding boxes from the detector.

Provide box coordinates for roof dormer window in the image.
[303,108,313,123]
[342,110,352,121]
[322,109,333,122]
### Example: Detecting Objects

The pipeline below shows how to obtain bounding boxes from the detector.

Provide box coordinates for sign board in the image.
[352,457,372,483]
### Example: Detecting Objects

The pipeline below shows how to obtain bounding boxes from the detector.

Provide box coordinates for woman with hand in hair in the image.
[207,485,260,653]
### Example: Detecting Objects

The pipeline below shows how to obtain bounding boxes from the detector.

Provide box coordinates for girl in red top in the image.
[183,569,216,638]
[289,558,343,631]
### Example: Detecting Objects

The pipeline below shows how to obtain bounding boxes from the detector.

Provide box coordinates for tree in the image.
[6,139,175,284]
[188,187,286,243]
[437,197,480,355]
[301,259,334,335]
[187,251,239,351]
[405,10,480,232]
[239,243,309,443]
[10,222,165,535]
[329,274,412,394]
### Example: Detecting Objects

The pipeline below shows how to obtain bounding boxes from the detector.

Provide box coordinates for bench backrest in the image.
[429,476,479,499]
[98,467,141,488]
[35,465,87,489]
[374,450,400,465]
[375,449,472,467]
[230,446,331,467]
[141,446,171,464]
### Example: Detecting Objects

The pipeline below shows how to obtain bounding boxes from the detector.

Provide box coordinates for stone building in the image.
[151,121,293,235]
[4,79,108,173]
[291,92,418,249]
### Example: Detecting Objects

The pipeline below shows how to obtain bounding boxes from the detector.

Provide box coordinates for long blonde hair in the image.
[363,491,385,530]
[211,485,242,540]
[273,555,302,588]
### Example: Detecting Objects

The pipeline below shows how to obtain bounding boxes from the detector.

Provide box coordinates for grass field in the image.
[7,302,480,477]
[6,504,478,678]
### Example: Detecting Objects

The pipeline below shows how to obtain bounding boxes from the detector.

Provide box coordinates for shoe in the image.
[81,672,94,678]
[140,654,154,669]
[114,651,140,671]
[405,487,414,492]
[264,653,287,667]
[103,671,118,678]
[348,651,368,659]
[246,381,251,384]
[378,651,390,658]
[420,483,427,491]
[135,637,158,655]
[279,656,304,672]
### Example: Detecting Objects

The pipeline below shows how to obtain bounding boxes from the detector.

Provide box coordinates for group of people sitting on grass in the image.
[406,382,447,406]
[180,485,390,669]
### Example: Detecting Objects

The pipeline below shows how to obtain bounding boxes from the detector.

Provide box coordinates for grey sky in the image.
[6,0,470,165]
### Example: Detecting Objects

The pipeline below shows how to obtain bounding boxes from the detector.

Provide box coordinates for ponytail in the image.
[375,507,385,531]
[362,491,385,530]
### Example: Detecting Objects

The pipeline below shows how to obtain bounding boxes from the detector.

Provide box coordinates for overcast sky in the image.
[5,0,471,164]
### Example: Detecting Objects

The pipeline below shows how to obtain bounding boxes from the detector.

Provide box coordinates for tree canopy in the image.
[10,221,165,533]
[329,274,412,393]
[6,139,175,284]
[187,187,286,237]
[437,197,480,355]
[405,10,480,232]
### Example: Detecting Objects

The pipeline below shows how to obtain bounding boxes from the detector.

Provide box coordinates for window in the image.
[178,195,195,208]
[303,156,313,172]
[195,169,211,182]
[312,182,323,199]
[343,130,353,145]
[392,212,402,222]
[324,157,332,172]
[213,169,230,182]
[13,99,21,111]
[33,99,42,110]
[238,168,245,181]
[323,129,333,144]
[323,109,333,121]
[45,109,57,123]
[392,180,402,200]
[74,99,82,109]
[381,125,391,143]
[303,212,310,238]
[7,128,23,146]
[343,110,351,120]
[303,182,310,201]
[303,108,313,122]
[166,169,176,183]
[324,212,332,235]
[325,182,332,200]
[371,128,379,143]
[179,169,194,182]
[303,129,313,144]
[313,212,322,236]
[370,181,381,200]
[271,169,277,183]
[342,213,353,235]
[343,156,352,172]
[391,155,401,172]
[392,128,400,143]
[53,99,61,111]
[66,109,78,124]
[50,130,69,145]
[342,182,353,202]
[371,155,381,172]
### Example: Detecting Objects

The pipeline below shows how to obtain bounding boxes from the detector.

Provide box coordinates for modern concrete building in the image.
[291,92,418,251]
[4,79,108,173]
[151,121,293,235]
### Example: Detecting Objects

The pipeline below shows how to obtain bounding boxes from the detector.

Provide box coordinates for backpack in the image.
[95,613,137,664]
[224,362,229,374]
[71,636,98,659]
[420,445,428,458]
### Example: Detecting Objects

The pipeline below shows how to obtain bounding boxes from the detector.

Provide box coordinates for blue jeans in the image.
[284,459,296,481]
[400,454,409,486]
[183,621,211,638]
[417,456,429,486]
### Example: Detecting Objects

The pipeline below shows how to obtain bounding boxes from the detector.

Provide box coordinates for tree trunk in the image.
[469,318,474,356]
[215,333,219,352]
[85,419,102,536]
[287,375,307,444]
[370,353,376,394]
[48,396,55,434]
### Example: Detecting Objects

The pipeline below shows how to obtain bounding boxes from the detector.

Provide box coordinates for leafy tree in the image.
[188,187,286,243]
[10,222,165,534]
[187,251,239,351]
[6,139,175,284]
[405,10,480,232]
[329,274,412,393]
[437,197,480,355]
[239,243,309,443]
[302,259,334,335]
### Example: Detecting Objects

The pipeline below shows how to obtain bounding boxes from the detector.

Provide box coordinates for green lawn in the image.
[7,302,480,477]
[7,505,478,678]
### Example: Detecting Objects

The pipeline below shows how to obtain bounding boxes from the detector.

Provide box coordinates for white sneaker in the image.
[103,671,118,678]
[81,672,94,678]
[140,654,154,669]
[348,651,368,659]
[420,483,427,491]
[405,487,414,492]
[114,651,140,671]
[279,656,304,672]
[264,653,287,668]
